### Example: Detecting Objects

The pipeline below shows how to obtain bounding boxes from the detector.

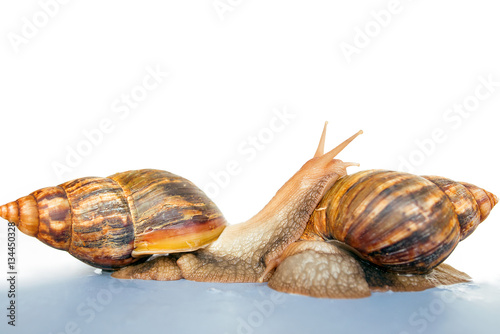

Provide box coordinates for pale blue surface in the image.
[3,273,500,334]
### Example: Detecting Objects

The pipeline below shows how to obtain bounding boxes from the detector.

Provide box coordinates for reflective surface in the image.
[2,271,500,334]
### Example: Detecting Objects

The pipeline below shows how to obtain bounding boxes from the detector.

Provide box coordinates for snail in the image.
[299,170,497,274]
[1,124,496,298]
[263,168,497,298]
[0,169,227,269]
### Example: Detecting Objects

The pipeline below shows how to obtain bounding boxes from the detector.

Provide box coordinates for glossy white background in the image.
[1,1,499,333]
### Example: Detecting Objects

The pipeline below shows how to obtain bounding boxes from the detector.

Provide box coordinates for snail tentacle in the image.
[313,121,328,157]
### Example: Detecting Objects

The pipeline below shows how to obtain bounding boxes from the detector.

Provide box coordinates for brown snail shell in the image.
[0,169,227,270]
[305,169,498,274]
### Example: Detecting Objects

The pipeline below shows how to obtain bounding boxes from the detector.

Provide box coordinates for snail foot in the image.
[362,261,471,293]
[177,251,272,283]
[111,255,182,281]
[267,241,371,298]
[266,240,472,298]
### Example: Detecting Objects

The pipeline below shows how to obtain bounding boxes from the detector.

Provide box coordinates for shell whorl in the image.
[422,175,497,240]
[307,170,497,274]
[1,195,40,237]
[0,187,72,248]
[0,179,138,269]
[0,169,227,270]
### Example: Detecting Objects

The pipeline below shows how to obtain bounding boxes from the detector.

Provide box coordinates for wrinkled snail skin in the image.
[305,170,498,274]
[174,129,363,283]
[111,125,364,282]
[266,240,472,299]
[0,169,227,270]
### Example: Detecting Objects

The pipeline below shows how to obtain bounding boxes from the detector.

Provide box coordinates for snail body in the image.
[0,169,227,269]
[303,170,497,274]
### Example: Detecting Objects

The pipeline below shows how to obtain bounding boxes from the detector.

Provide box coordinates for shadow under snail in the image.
[0,123,497,298]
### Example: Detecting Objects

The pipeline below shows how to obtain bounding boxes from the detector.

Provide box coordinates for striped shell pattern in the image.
[0,169,227,269]
[305,170,498,274]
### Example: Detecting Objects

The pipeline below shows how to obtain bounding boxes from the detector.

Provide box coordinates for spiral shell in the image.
[0,169,227,269]
[306,170,497,274]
